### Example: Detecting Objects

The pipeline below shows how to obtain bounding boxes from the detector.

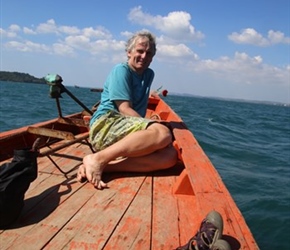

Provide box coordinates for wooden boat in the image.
[90,88,103,92]
[0,96,259,249]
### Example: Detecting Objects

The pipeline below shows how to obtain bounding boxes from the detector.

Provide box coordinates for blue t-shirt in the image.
[90,63,154,127]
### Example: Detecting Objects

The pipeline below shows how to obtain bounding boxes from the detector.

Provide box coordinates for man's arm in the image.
[114,100,141,117]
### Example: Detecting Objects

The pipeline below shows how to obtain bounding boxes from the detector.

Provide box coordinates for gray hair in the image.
[125,31,157,55]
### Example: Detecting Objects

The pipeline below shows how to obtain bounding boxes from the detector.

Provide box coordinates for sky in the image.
[1,0,289,104]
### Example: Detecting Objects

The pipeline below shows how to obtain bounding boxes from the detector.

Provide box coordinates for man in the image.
[77,31,177,189]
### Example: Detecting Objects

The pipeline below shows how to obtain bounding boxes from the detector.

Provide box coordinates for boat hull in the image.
[0,97,259,249]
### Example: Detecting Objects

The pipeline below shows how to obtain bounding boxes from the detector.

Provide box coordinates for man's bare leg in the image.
[101,122,173,158]
[77,123,177,189]
[77,145,177,189]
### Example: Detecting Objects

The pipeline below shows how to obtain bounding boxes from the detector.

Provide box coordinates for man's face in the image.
[127,38,155,74]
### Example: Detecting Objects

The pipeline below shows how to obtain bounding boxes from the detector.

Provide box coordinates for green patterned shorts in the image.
[89,110,154,151]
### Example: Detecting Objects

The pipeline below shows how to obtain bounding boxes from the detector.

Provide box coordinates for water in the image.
[1,81,290,249]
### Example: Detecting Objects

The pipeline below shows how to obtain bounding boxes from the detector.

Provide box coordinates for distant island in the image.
[0,71,46,84]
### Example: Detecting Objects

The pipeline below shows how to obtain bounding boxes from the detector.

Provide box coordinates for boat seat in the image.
[27,117,93,157]
[27,126,76,141]
[26,116,94,174]
[27,126,92,156]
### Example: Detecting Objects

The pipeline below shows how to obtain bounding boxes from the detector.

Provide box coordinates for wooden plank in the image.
[0,143,89,243]
[0,180,94,250]
[57,117,87,127]
[175,194,199,247]
[172,127,224,195]
[39,142,91,175]
[27,126,75,140]
[44,174,147,249]
[22,172,55,210]
[40,149,82,175]
[104,176,152,250]
[38,132,89,157]
[151,174,180,250]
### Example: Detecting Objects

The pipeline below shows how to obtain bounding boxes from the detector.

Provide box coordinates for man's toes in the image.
[95,180,108,190]
[77,164,87,183]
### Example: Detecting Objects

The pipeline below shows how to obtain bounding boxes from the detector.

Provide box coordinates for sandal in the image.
[176,211,231,250]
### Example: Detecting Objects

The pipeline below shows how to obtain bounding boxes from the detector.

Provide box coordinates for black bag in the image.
[0,148,38,228]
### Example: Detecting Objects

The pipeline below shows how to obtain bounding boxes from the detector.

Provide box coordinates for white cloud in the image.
[90,39,125,55]
[157,44,199,59]
[120,31,134,38]
[228,28,269,46]
[229,28,290,46]
[1,19,121,58]
[5,40,50,53]
[36,19,59,34]
[35,19,80,36]
[0,25,20,38]
[82,26,112,39]
[191,52,289,86]
[52,43,75,56]
[268,30,290,44]
[58,25,80,35]
[23,27,36,35]
[9,24,21,32]
[128,6,204,42]
[65,35,91,49]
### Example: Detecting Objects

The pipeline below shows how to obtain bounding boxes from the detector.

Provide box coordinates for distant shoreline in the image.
[0,71,46,84]
[0,71,288,106]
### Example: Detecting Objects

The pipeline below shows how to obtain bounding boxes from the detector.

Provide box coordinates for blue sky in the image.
[1,0,289,103]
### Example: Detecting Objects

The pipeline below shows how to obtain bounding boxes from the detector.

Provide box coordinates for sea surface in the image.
[1,81,290,249]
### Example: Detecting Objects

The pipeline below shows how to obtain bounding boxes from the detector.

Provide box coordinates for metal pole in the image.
[59,83,93,115]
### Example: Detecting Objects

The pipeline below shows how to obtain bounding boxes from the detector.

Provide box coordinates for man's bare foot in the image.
[82,154,108,190]
[77,164,87,183]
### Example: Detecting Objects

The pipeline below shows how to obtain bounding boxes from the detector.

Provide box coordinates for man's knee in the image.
[148,122,173,145]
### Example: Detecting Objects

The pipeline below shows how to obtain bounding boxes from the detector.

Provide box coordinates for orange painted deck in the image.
[0,97,259,250]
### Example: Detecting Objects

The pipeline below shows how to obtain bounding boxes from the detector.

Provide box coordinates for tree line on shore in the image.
[0,71,46,84]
